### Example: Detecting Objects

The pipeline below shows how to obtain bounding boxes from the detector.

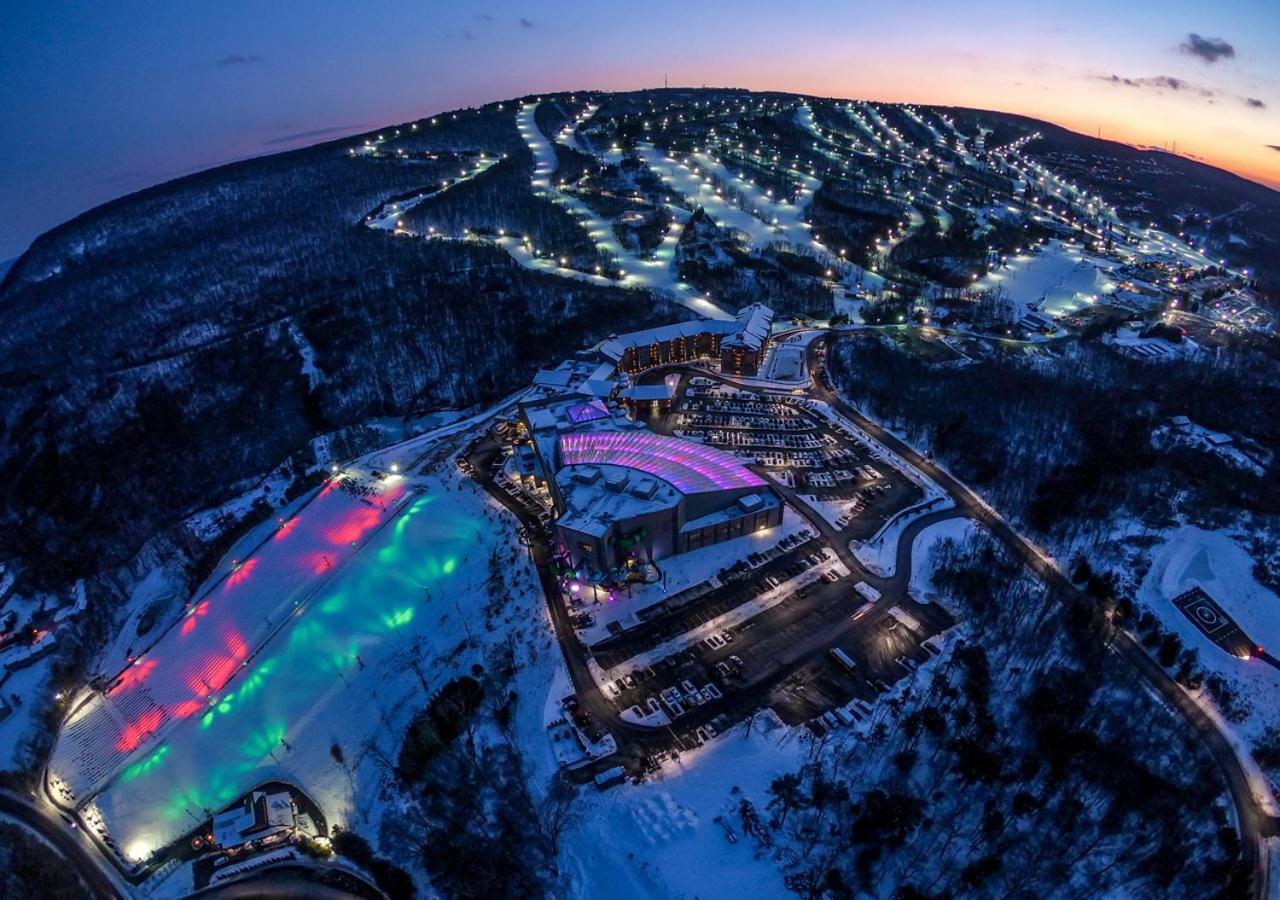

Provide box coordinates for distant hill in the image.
[0,87,1274,586]
[0,96,686,580]
[942,106,1280,290]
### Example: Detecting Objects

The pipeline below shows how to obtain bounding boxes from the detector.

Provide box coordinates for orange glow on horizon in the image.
[589,50,1279,193]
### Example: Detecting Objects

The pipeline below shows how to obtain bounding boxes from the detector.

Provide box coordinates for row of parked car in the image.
[817,696,875,733]
[658,679,724,716]
[697,428,824,450]
[677,412,811,432]
[753,548,835,593]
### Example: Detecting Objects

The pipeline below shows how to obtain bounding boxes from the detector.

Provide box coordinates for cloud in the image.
[1097,73,1216,98]
[473,12,493,21]
[1097,73,1267,111]
[216,53,264,66]
[1179,33,1235,64]
[264,125,364,146]
[519,16,534,28]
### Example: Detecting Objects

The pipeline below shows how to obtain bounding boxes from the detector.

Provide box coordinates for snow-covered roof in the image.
[213,806,255,848]
[598,305,773,361]
[533,368,574,388]
[620,383,676,401]
[576,379,618,399]
[679,492,779,533]
[556,464,680,537]
[262,791,295,829]
[599,320,739,361]
[721,303,773,351]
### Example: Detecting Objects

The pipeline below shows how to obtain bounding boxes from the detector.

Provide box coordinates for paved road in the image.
[0,789,125,900]
[467,365,966,753]
[812,332,1276,899]
[469,432,936,749]
[195,864,380,899]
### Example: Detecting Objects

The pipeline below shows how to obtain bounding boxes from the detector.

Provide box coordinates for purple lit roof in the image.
[558,431,767,495]
[565,400,610,424]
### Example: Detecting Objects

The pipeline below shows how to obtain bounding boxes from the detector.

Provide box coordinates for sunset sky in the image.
[1,0,1276,260]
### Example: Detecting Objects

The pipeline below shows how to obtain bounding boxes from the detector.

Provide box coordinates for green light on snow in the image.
[120,745,170,783]
[382,607,414,629]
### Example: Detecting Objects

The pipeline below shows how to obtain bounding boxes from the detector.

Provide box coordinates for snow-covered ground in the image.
[561,715,805,900]
[635,144,820,253]
[1141,526,1280,657]
[55,447,549,867]
[365,157,498,231]
[513,102,729,319]
[798,493,857,529]
[974,239,1119,320]
[0,659,54,769]
[852,499,958,578]
[1135,526,1280,809]
[759,330,822,383]
[907,517,981,606]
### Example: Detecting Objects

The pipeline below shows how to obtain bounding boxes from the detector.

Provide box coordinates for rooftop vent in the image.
[631,478,658,500]
[572,466,602,485]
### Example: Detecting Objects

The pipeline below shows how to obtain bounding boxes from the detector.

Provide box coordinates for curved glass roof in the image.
[559,431,766,495]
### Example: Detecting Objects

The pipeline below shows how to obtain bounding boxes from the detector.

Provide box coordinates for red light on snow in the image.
[303,552,333,575]
[170,699,203,720]
[225,557,259,589]
[112,658,158,694]
[273,517,299,541]
[116,708,165,752]
[180,600,211,637]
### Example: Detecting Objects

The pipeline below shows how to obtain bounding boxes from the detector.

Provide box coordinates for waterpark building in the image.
[551,430,781,573]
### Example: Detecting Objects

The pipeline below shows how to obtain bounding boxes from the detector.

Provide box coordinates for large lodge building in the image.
[602,303,773,377]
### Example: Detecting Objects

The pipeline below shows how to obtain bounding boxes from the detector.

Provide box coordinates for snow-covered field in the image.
[58,454,547,866]
[908,517,981,606]
[1142,526,1280,657]
[0,660,54,769]
[561,715,805,900]
[1135,525,1280,810]
[974,239,1119,319]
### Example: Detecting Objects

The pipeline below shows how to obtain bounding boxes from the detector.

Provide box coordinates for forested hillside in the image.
[0,98,683,582]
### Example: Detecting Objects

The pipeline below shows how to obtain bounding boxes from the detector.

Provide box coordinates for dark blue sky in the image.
[2,0,1276,260]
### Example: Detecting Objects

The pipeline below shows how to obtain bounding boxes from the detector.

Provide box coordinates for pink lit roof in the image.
[558,431,766,495]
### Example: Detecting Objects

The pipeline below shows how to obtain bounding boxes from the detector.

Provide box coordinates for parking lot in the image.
[590,532,833,668]
[462,365,959,760]
[597,552,954,734]
[659,381,921,541]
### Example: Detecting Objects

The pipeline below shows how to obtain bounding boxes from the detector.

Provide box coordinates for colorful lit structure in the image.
[552,430,781,573]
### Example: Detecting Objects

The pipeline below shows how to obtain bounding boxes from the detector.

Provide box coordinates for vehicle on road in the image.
[830,646,857,673]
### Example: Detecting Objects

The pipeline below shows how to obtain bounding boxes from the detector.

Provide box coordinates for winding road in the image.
[0,788,125,899]
[809,332,1276,898]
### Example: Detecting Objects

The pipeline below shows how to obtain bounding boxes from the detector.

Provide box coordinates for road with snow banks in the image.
[809,332,1276,900]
